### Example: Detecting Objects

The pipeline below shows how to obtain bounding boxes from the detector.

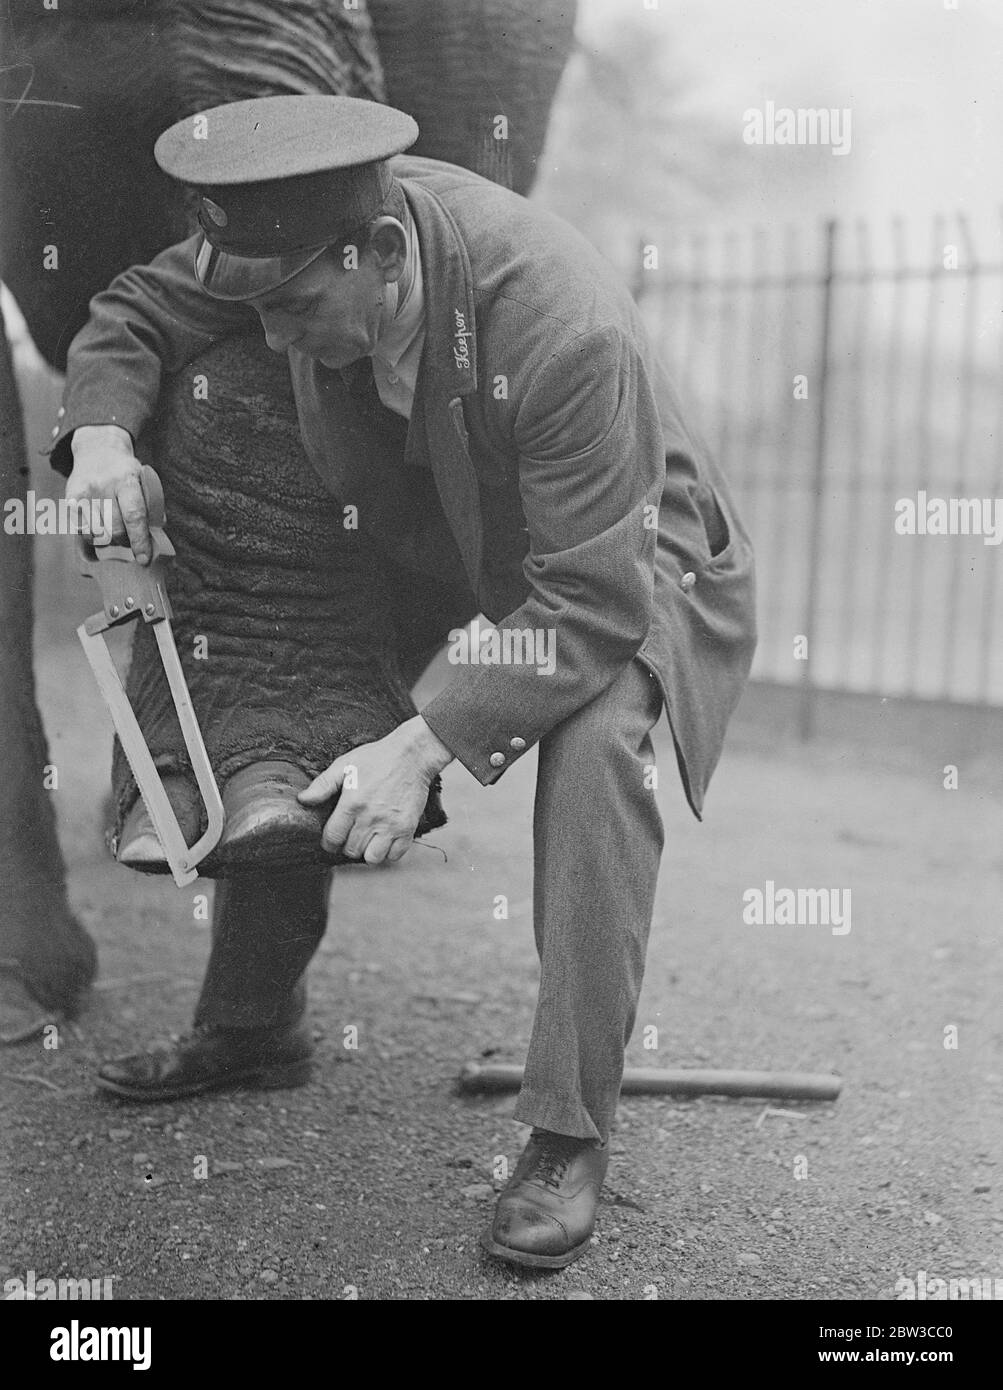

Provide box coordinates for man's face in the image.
[248,246,388,369]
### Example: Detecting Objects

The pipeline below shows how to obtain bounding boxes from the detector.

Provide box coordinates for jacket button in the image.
[680,571,696,590]
[57,406,65,418]
[509,736,526,751]
[50,426,59,438]
[489,751,506,768]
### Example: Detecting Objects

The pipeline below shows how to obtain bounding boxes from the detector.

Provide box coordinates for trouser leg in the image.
[194,865,331,1031]
[513,659,665,1143]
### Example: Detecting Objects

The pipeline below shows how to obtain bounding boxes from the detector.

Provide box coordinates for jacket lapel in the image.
[294,175,487,594]
[401,176,484,593]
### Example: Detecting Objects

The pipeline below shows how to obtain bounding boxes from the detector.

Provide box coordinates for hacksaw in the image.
[76,465,224,887]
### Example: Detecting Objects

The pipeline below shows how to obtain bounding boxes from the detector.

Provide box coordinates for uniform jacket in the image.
[48,154,757,817]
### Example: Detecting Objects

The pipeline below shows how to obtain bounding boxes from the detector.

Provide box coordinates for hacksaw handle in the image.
[76,464,169,569]
[138,464,166,530]
[77,466,176,630]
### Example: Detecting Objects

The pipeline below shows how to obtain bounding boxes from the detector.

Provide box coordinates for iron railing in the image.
[634,215,1003,728]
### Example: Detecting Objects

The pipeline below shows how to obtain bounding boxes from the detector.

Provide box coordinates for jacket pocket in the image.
[696,485,743,571]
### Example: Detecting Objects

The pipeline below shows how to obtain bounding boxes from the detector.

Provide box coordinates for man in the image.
[49,95,756,1268]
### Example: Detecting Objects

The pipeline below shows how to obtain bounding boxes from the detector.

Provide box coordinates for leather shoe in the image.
[116,774,201,873]
[481,1129,609,1269]
[96,1021,313,1102]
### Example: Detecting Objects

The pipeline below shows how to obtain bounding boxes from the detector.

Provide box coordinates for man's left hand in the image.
[298,717,453,865]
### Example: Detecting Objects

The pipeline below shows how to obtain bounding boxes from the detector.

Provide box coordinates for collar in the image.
[372,211,425,371]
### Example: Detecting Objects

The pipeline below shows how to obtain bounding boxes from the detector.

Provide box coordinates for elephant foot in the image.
[0,901,98,1019]
[116,761,326,876]
[217,760,326,867]
[116,774,201,874]
[117,764,325,873]
[115,759,445,877]
[0,965,59,1046]
[210,759,444,872]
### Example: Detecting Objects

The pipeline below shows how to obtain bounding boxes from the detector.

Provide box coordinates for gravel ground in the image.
[2,626,1001,1302]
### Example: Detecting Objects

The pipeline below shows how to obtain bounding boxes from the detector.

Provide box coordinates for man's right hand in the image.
[65,424,151,565]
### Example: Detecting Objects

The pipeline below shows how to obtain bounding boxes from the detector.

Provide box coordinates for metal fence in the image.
[633,214,1003,727]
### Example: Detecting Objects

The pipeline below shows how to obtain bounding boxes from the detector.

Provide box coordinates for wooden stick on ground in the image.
[458,1062,842,1103]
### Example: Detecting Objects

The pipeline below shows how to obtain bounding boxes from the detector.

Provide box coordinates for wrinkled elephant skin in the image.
[0,310,97,1016]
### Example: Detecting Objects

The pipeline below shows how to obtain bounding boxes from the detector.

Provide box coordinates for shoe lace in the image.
[531,1133,578,1188]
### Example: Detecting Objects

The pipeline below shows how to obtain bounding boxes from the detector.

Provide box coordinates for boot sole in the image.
[479,1230,593,1270]
[95,1056,313,1103]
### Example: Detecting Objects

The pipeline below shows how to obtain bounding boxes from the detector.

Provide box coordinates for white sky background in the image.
[545,0,1003,253]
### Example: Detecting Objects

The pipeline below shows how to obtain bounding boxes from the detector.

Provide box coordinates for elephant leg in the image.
[0,309,96,1021]
[114,331,445,879]
[368,0,578,196]
[383,552,479,691]
[194,867,331,1033]
[94,860,326,1098]
[95,334,440,1086]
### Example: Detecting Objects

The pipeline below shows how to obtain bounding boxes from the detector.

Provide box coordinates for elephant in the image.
[367,0,577,206]
[1,0,577,371]
[0,0,577,1021]
[0,302,97,1032]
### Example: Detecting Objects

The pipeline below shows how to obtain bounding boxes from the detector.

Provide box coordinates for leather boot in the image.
[481,1129,609,1269]
[96,1020,313,1102]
